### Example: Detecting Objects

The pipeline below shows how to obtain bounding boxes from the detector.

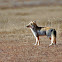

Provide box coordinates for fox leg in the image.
[37,36,40,45]
[34,36,40,45]
[49,39,56,46]
[34,37,37,45]
[53,37,56,45]
[49,36,56,46]
[49,37,51,40]
[49,29,56,46]
[49,37,52,46]
[55,39,56,45]
[49,37,53,46]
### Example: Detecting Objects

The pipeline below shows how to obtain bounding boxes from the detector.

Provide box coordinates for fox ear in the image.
[33,21,36,23]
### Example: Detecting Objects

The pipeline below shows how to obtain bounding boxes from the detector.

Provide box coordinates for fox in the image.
[26,21,56,46]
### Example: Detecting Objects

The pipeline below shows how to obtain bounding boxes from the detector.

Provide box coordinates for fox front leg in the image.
[34,37,40,45]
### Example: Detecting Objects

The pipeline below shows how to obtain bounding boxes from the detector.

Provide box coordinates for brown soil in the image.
[0,33,62,62]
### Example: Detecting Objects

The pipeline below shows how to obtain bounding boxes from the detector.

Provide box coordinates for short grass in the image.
[0,6,62,35]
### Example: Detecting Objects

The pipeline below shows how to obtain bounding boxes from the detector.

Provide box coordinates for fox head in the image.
[26,21,37,29]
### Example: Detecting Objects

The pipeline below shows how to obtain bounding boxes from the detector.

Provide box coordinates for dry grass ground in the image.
[0,6,62,62]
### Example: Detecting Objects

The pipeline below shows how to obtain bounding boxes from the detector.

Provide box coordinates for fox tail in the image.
[51,29,56,45]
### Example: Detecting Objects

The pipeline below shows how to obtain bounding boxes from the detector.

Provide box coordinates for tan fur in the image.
[42,27,51,31]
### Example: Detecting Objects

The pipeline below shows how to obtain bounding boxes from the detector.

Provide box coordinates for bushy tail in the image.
[51,29,56,45]
[52,29,56,37]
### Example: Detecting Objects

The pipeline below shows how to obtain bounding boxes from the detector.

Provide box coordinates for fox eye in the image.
[31,23,32,25]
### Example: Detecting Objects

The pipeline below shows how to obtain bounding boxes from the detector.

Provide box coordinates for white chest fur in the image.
[30,28,36,38]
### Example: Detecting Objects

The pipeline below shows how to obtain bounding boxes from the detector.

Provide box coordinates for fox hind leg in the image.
[49,29,56,46]
[53,37,56,45]
[49,37,54,46]
[49,35,56,46]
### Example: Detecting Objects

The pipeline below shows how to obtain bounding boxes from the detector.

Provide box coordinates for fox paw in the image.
[34,43,37,45]
[49,43,54,46]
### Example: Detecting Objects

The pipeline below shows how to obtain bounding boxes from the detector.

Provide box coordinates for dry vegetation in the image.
[0,6,62,62]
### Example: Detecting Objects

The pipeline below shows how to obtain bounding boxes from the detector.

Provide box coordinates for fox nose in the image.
[26,25,29,27]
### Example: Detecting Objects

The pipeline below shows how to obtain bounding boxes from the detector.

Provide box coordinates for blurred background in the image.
[0,0,62,8]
